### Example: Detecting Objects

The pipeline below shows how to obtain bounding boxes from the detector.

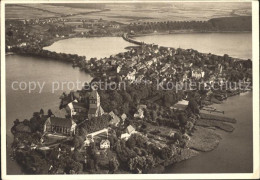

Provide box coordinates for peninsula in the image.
[6,5,252,174]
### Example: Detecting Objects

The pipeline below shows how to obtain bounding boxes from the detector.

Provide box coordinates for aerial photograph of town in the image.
[1,0,258,178]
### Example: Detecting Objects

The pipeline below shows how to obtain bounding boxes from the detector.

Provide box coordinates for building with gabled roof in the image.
[109,111,120,126]
[120,125,136,140]
[100,139,110,149]
[126,125,135,134]
[44,117,77,136]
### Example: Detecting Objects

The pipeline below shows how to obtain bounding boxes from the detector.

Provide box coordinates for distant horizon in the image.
[5,2,251,22]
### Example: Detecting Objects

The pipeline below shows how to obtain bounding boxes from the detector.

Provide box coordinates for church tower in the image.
[89,90,100,107]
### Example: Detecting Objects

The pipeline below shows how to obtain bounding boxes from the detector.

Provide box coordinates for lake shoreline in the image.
[131,30,252,38]
[165,92,252,173]
[35,30,252,49]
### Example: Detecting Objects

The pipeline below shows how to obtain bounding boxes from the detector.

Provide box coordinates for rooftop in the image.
[49,117,74,128]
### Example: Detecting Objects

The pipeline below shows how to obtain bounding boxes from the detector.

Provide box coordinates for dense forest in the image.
[126,16,252,33]
[209,16,252,31]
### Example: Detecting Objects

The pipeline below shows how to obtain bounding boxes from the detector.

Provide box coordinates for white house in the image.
[84,138,94,147]
[121,113,127,125]
[134,108,144,119]
[120,125,136,140]
[126,69,136,82]
[191,69,205,79]
[100,139,110,149]
[66,99,78,117]
[126,125,135,134]
[117,65,122,73]
[86,128,108,140]
[120,133,131,140]
[171,99,189,111]
[109,111,120,126]
[18,42,27,47]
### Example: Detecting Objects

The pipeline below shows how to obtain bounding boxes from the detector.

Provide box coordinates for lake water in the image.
[43,37,134,59]
[6,55,92,174]
[6,33,252,174]
[134,33,252,59]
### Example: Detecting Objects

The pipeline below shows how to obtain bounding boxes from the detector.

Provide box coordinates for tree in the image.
[163,92,174,107]
[143,109,150,120]
[122,91,132,103]
[111,91,123,106]
[133,93,141,104]
[160,147,173,160]
[128,156,146,173]
[187,98,199,114]
[33,112,40,118]
[73,136,84,149]
[14,119,19,125]
[40,109,44,115]
[185,121,194,133]
[122,102,130,114]
[109,158,119,173]
[63,157,83,174]
[178,113,187,127]
[87,159,95,171]
[47,109,53,117]
[151,111,157,121]
[23,119,30,126]
[126,136,136,148]
[73,149,84,163]
[145,155,155,169]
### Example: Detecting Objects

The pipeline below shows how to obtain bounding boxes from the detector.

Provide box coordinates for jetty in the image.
[201,106,225,114]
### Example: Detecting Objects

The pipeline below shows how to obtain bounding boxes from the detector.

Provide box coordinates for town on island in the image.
[6,14,252,174]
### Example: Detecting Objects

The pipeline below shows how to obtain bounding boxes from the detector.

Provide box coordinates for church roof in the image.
[49,117,74,128]
[72,102,86,109]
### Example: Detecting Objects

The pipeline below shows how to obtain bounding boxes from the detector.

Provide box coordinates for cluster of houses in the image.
[84,42,242,87]
[6,18,124,50]
[19,17,69,25]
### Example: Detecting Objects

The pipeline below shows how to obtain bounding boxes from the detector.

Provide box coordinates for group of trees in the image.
[46,145,84,174]
[113,133,178,173]
[127,20,215,33]
[98,80,187,118]
[47,24,74,37]
[15,150,49,174]
[78,114,111,136]
[11,109,46,135]
[127,16,252,33]
[10,46,86,64]
[98,82,152,115]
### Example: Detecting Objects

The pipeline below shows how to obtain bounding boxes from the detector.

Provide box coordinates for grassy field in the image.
[5,5,58,19]
[5,3,251,23]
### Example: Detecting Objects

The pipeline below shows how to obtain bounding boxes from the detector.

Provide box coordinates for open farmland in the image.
[21,4,101,16]
[5,4,103,20]
[5,5,58,19]
[63,2,251,23]
[5,2,251,23]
